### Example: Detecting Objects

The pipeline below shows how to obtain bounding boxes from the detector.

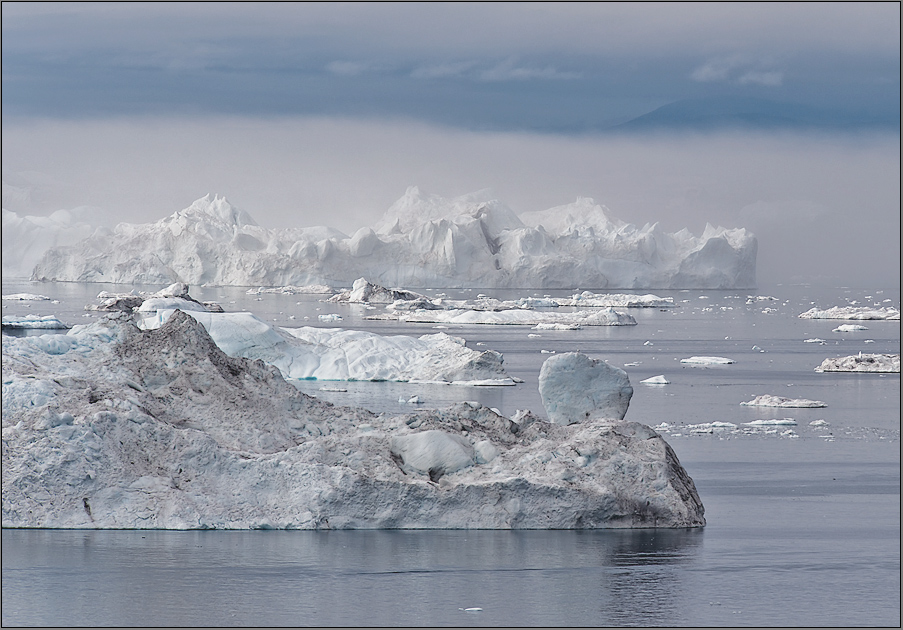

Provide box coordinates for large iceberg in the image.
[29,189,757,289]
[2,208,98,279]
[2,311,706,529]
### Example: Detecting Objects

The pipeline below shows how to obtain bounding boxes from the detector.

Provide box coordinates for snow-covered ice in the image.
[680,356,735,365]
[833,324,869,332]
[2,311,706,529]
[815,354,900,373]
[247,285,334,295]
[799,306,900,320]
[640,375,670,385]
[28,190,756,289]
[744,419,798,426]
[367,307,637,327]
[2,293,52,301]
[740,394,827,408]
[138,309,516,385]
[538,353,633,425]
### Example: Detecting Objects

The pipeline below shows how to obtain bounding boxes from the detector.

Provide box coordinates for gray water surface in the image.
[2,281,900,626]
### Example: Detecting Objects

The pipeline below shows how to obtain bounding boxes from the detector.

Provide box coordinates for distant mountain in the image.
[612,96,900,132]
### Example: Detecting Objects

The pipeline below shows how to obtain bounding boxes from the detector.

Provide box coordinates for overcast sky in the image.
[2,2,900,287]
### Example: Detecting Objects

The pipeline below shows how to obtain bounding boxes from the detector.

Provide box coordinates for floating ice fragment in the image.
[744,418,797,426]
[833,324,868,332]
[640,375,670,385]
[317,314,343,322]
[740,394,826,408]
[680,356,735,365]
[809,419,829,427]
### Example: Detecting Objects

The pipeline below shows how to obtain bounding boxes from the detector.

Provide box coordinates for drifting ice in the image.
[740,394,827,408]
[799,306,900,320]
[815,354,900,373]
[26,190,757,289]
[2,311,705,529]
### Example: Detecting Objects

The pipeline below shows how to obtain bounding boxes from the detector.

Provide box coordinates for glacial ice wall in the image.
[27,188,757,289]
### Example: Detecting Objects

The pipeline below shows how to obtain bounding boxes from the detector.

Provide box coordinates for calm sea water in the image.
[2,281,900,627]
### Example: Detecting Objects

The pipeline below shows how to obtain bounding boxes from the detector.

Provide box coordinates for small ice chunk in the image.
[833,324,868,332]
[317,314,343,322]
[640,375,670,385]
[680,356,735,365]
[744,418,797,426]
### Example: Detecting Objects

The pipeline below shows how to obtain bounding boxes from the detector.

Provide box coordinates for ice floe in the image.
[367,307,637,327]
[740,395,827,408]
[247,284,334,295]
[744,419,798,426]
[680,356,735,365]
[833,324,868,332]
[2,311,705,529]
[815,354,900,373]
[28,190,756,289]
[2,293,52,301]
[640,375,670,385]
[799,306,900,320]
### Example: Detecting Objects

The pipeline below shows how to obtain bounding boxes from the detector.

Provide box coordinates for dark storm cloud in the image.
[2,3,899,130]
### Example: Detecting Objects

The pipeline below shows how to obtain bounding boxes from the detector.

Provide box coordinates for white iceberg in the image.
[740,394,827,408]
[815,354,900,373]
[2,208,98,279]
[1,311,706,529]
[29,190,757,289]
[327,278,432,304]
[799,306,900,320]
[680,356,735,365]
[640,375,670,385]
[138,309,516,386]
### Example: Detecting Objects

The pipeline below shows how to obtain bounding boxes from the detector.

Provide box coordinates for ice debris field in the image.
[6,189,757,289]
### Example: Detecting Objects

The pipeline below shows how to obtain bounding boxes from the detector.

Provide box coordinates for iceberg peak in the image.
[179,194,258,229]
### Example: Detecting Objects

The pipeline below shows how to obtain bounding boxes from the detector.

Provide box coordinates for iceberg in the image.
[538,352,633,425]
[138,309,516,385]
[2,208,98,279]
[640,375,670,385]
[2,310,705,529]
[814,354,900,373]
[740,394,827,408]
[832,324,868,332]
[799,306,900,320]
[30,189,757,289]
